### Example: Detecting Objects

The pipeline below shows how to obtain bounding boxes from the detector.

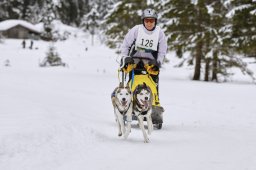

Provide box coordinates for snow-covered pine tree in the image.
[2,0,23,19]
[104,0,148,52]
[57,0,90,26]
[228,0,256,58]
[0,0,9,21]
[81,7,100,45]
[162,0,194,58]
[40,44,66,67]
[163,0,255,82]
[22,0,46,24]
[93,0,112,21]
[41,0,56,41]
[20,0,30,21]
[92,0,116,44]
[0,0,49,23]
[191,0,212,80]
[163,0,210,80]
[203,0,231,82]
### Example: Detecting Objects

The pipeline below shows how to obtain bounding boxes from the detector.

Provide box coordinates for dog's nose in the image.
[145,97,148,100]
[122,98,126,101]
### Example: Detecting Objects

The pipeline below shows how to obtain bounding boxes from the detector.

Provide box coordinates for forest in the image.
[0,0,255,81]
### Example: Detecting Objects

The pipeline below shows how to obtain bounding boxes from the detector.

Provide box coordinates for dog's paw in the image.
[122,130,126,136]
[144,138,150,143]
[118,132,122,137]
[124,132,129,139]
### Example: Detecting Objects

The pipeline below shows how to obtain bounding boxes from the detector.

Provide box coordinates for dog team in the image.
[111,82,154,143]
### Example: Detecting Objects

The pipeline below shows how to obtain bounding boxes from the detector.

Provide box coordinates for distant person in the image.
[29,40,34,49]
[22,40,26,49]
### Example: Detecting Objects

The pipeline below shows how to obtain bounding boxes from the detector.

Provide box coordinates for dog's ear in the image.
[119,82,123,88]
[125,83,130,89]
[133,87,138,95]
[143,82,147,88]
[125,84,132,94]
[142,82,151,92]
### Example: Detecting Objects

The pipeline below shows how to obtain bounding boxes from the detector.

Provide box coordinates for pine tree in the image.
[104,0,148,51]
[0,0,9,21]
[57,0,90,26]
[163,0,210,80]
[163,0,255,82]
[5,0,23,19]
[41,0,56,41]
[229,0,256,58]
[95,0,117,44]
[81,7,100,45]
[40,44,66,67]
[0,0,50,23]
[203,0,231,82]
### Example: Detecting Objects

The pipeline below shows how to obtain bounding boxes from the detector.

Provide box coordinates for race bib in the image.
[135,25,160,52]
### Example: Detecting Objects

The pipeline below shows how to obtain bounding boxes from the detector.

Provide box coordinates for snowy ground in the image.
[0,36,256,170]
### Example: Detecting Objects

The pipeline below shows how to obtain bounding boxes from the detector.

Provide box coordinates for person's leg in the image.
[151,73,159,95]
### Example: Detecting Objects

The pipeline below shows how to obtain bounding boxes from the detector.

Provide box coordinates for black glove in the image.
[120,56,134,68]
[124,57,134,65]
[148,60,161,68]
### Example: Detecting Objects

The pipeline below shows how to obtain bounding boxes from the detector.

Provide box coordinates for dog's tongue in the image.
[121,101,127,106]
[140,100,148,108]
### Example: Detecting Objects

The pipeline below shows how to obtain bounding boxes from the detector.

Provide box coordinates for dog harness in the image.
[115,102,132,115]
[133,97,150,115]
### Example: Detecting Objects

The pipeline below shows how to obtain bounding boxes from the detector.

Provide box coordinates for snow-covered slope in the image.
[0,37,256,170]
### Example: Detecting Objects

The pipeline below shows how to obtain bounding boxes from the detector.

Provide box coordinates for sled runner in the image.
[120,57,164,129]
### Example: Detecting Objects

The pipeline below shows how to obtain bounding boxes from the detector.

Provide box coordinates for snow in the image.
[0,20,41,33]
[191,0,198,5]
[250,9,256,15]
[1,34,256,170]
[206,5,214,14]
[226,4,253,18]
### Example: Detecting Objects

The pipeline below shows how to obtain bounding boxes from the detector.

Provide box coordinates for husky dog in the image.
[133,83,153,143]
[111,83,133,139]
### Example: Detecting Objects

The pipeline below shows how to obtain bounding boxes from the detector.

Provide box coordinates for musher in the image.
[119,8,167,115]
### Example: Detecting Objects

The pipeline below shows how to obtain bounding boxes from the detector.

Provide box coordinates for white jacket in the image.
[121,24,167,65]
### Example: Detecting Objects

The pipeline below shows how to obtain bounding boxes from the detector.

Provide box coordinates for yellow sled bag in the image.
[130,73,160,107]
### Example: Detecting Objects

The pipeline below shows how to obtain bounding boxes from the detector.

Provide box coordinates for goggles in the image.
[144,18,156,23]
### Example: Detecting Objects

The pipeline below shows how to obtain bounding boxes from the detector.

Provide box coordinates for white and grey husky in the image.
[133,83,153,143]
[111,83,133,139]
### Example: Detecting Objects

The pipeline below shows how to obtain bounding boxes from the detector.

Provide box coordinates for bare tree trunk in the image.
[212,51,218,82]
[204,58,210,81]
[193,41,202,80]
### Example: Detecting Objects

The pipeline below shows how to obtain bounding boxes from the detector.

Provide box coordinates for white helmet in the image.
[141,8,158,19]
